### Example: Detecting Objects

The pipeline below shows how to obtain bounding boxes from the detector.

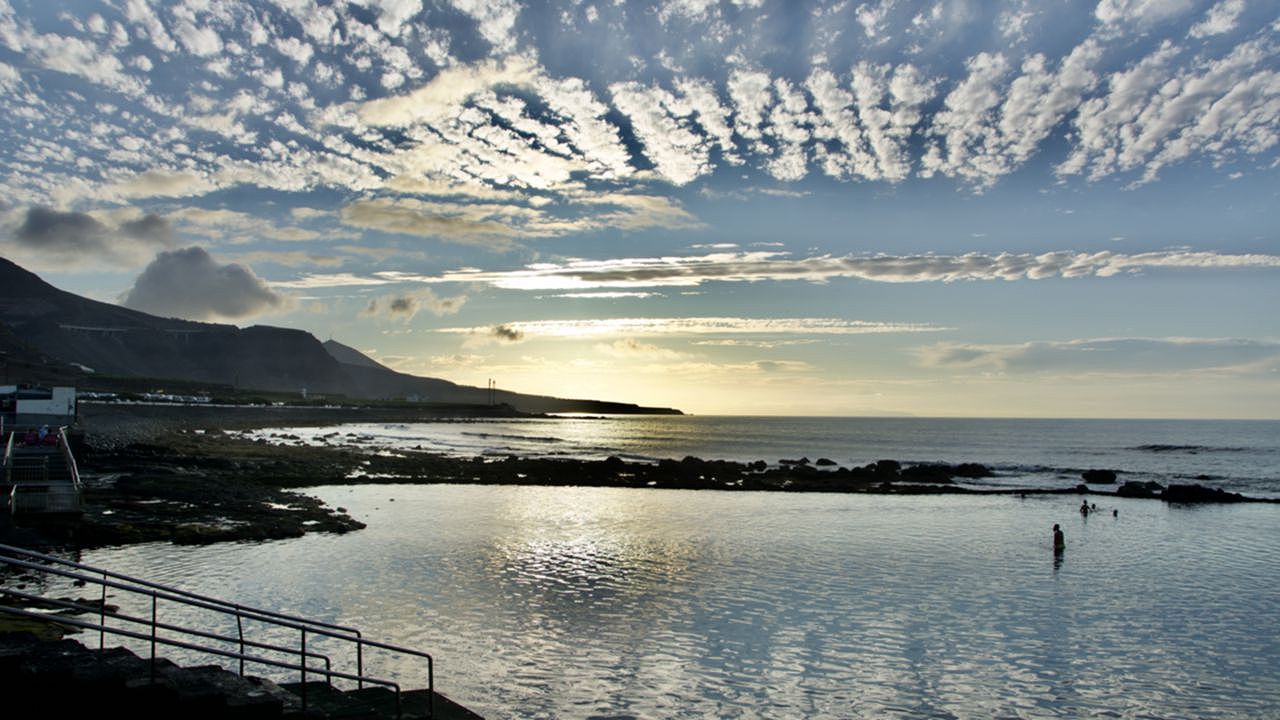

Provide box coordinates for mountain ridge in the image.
[0,258,682,415]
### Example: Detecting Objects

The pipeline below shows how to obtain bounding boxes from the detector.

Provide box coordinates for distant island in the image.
[0,257,681,416]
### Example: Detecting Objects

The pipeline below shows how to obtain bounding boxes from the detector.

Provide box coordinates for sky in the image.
[1,0,1278,417]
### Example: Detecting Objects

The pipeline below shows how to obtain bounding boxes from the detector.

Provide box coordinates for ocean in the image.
[245,415,1280,498]
[36,417,1280,718]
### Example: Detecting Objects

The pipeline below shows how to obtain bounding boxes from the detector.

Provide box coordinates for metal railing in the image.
[4,427,83,514]
[0,543,434,717]
[56,426,81,494]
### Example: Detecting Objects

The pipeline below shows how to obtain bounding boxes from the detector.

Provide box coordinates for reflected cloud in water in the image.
[60,485,1280,720]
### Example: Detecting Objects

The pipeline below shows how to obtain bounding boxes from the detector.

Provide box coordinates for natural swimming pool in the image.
[74,485,1280,719]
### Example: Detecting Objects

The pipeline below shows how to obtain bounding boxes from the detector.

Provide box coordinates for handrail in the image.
[0,545,434,718]
[0,605,404,717]
[0,542,359,638]
[55,426,81,495]
[0,588,334,675]
[2,429,13,477]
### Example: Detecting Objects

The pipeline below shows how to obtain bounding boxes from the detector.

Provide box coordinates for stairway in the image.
[0,632,483,719]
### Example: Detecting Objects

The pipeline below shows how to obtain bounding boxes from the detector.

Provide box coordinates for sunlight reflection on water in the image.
[68,486,1280,719]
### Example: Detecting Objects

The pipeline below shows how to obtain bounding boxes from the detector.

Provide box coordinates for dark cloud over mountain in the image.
[9,206,175,268]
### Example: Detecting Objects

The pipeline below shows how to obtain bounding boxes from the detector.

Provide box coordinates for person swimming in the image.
[1053,523,1065,552]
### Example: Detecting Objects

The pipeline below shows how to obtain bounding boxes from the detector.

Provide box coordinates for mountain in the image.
[0,258,682,415]
[321,339,387,370]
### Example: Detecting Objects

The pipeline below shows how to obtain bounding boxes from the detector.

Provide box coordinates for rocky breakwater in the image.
[50,418,1277,551]
[70,435,368,548]
[70,427,1015,549]
[1114,479,1253,503]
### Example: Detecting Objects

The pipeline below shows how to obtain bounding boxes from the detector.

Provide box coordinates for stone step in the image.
[1,631,483,719]
[280,680,381,719]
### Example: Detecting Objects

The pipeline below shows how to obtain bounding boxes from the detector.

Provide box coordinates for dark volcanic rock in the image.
[898,462,992,483]
[874,459,901,475]
[1117,480,1164,498]
[899,464,955,484]
[1161,483,1247,503]
[952,463,994,478]
[815,458,837,466]
[1082,469,1118,484]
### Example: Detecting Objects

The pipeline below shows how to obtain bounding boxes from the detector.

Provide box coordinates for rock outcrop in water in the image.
[1161,483,1247,503]
[1116,480,1164,498]
[1082,469,1118,484]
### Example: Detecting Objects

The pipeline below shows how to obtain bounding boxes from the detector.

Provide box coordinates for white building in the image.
[1,385,77,432]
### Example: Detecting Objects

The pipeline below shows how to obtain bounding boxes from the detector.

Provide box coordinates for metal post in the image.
[99,576,107,650]
[300,628,308,712]
[236,612,245,676]
[357,638,364,690]
[150,592,157,682]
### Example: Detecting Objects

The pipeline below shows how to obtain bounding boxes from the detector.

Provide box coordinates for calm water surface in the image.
[68,485,1280,719]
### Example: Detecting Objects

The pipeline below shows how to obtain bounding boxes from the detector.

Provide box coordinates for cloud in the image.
[338,192,699,250]
[120,247,288,321]
[407,249,1280,291]
[13,206,110,252]
[595,339,691,360]
[693,338,820,348]
[232,250,345,268]
[4,0,1280,228]
[99,170,218,201]
[1189,0,1245,38]
[428,353,489,367]
[916,337,1280,375]
[1095,0,1196,27]
[118,214,176,244]
[350,55,541,127]
[750,360,814,373]
[916,38,1105,188]
[489,324,525,342]
[1058,36,1280,184]
[340,197,525,248]
[542,291,663,299]
[7,206,173,268]
[362,289,468,321]
[439,317,944,339]
[447,0,522,53]
[271,273,399,289]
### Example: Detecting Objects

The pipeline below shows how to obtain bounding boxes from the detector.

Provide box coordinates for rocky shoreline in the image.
[6,403,1272,551]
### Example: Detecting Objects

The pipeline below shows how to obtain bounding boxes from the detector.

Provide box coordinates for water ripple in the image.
[42,487,1280,719]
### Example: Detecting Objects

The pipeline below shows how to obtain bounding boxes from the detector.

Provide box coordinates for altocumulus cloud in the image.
[121,247,287,321]
[916,337,1280,375]
[405,249,1280,291]
[362,289,468,321]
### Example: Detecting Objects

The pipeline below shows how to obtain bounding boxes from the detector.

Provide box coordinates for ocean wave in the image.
[1131,444,1247,453]
[461,431,563,443]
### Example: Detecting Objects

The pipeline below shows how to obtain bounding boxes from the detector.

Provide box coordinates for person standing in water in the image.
[1053,524,1065,553]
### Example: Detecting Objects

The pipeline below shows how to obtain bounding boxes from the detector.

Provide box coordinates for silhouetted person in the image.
[1080,500,1090,516]
[1053,523,1065,553]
